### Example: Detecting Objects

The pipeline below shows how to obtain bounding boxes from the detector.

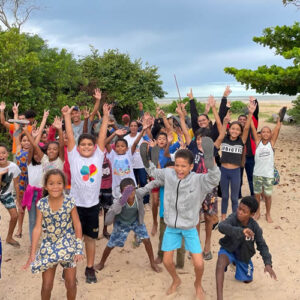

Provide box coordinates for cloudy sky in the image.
[20,0,299,97]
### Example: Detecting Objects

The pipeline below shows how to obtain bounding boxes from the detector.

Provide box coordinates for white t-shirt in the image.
[124,134,145,169]
[68,146,104,207]
[41,154,64,174]
[0,162,21,195]
[28,163,43,187]
[107,149,136,197]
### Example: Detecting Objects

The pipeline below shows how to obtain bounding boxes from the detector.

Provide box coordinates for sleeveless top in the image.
[253,141,274,178]
[220,135,244,167]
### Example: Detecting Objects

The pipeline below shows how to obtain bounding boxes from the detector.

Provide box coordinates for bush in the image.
[230,101,248,114]
[162,97,205,114]
[289,95,300,123]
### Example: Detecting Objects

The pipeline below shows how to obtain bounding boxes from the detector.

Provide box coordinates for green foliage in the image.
[224,22,300,96]
[162,97,205,114]
[289,95,300,123]
[283,0,300,7]
[230,101,247,114]
[79,48,165,121]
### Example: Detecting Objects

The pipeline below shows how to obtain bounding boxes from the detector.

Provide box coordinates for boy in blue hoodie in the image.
[142,137,220,300]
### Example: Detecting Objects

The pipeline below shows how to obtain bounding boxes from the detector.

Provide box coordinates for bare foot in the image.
[94,262,104,271]
[194,282,205,300]
[154,256,163,264]
[151,223,158,236]
[166,277,181,295]
[6,238,20,248]
[266,214,273,223]
[151,263,162,273]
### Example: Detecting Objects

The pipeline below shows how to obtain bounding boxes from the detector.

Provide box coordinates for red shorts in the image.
[150,177,160,193]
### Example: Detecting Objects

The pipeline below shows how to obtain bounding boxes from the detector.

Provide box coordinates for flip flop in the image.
[6,240,20,248]
[140,142,150,168]
[150,145,160,167]
[278,106,287,122]
[202,137,215,169]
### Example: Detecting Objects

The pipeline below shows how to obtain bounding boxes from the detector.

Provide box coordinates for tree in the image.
[283,0,300,7]
[0,0,38,30]
[224,22,300,96]
[79,48,166,120]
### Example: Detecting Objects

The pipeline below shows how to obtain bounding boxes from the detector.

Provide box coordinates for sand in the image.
[1,101,300,300]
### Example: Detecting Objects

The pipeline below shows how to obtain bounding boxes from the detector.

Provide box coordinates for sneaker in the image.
[85,267,97,284]
[202,136,214,169]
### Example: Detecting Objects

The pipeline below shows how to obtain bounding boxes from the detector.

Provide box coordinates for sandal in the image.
[14,233,22,238]
[103,232,111,240]
[6,240,20,248]
[203,251,213,261]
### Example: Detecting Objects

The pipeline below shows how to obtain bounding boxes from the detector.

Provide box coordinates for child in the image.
[105,118,151,199]
[219,101,257,220]
[95,178,162,273]
[215,196,277,300]
[155,161,186,268]
[23,169,84,300]
[251,107,285,222]
[143,144,220,299]
[0,143,21,247]
[62,102,109,284]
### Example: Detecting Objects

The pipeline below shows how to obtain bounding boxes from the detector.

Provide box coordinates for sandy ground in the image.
[1,101,300,300]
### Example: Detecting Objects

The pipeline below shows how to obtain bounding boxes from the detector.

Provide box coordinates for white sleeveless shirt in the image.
[253,141,274,178]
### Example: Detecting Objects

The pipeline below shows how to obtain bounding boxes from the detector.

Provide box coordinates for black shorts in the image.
[99,188,113,210]
[77,204,99,239]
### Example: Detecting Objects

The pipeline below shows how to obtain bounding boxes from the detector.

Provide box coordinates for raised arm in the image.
[0,101,10,130]
[214,111,230,149]
[131,118,150,154]
[176,103,191,145]
[241,101,257,144]
[34,110,49,144]
[23,127,44,160]
[187,88,200,134]
[219,86,231,121]
[270,115,282,148]
[209,95,222,134]
[98,103,111,152]
[160,109,172,134]
[82,107,90,134]
[52,117,65,161]
[61,105,76,151]
[89,88,101,122]
[250,120,260,146]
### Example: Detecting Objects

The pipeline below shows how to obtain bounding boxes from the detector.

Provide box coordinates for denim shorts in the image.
[162,226,202,254]
[107,220,149,248]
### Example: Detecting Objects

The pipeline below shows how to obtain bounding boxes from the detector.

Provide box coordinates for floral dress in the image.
[31,196,83,273]
[15,149,28,203]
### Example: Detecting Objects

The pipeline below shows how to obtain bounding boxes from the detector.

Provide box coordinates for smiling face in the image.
[229,123,242,140]
[47,143,60,161]
[20,135,30,151]
[71,110,81,123]
[238,116,247,128]
[115,140,128,155]
[198,115,210,128]
[45,173,65,199]
[174,157,193,180]
[261,126,272,141]
[77,138,95,158]
[0,146,9,167]
[129,121,138,136]
[156,134,167,148]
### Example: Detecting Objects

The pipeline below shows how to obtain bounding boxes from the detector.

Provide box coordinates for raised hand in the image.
[82,107,90,119]
[226,100,231,108]
[187,88,194,100]
[248,101,257,114]
[204,102,210,114]
[115,128,127,136]
[12,102,19,114]
[43,110,49,120]
[52,116,63,129]
[0,101,6,111]
[224,110,231,124]
[147,139,157,148]
[167,132,173,144]
[175,103,184,117]
[102,103,111,116]
[208,95,216,107]
[138,101,143,111]
[93,88,102,102]
[249,96,256,103]
[223,85,232,97]
[31,127,40,138]
[180,102,188,116]
[61,105,74,116]
[31,120,37,131]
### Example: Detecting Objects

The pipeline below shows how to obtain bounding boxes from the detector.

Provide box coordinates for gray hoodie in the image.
[146,162,220,229]
[105,179,163,226]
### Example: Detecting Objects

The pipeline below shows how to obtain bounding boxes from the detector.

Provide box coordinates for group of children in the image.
[0,85,283,300]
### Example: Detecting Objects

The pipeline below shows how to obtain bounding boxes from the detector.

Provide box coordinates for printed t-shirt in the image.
[68,146,104,207]
[124,134,145,169]
[0,162,21,195]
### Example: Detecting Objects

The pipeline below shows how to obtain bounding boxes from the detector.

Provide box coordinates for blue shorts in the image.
[218,248,254,281]
[162,226,202,254]
[107,220,149,248]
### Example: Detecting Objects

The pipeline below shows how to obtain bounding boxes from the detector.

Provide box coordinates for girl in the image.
[251,108,284,223]
[24,116,64,174]
[219,101,257,220]
[24,169,83,300]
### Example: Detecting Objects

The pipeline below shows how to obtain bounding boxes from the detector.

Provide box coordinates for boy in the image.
[95,178,162,273]
[142,137,220,299]
[0,144,21,247]
[61,100,110,284]
[216,196,277,300]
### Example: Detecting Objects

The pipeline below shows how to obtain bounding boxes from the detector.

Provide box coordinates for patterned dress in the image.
[31,196,83,273]
[15,149,28,203]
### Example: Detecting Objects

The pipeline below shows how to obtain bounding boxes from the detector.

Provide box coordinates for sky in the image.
[18,0,300,97]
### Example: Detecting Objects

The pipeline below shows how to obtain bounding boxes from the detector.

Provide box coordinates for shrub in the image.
[230,101,248,114]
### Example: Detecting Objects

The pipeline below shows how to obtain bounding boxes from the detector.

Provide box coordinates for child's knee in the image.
[42,281,54,293]
[216,255,229,271]
[64,277,76,291]
[9,208,18,221]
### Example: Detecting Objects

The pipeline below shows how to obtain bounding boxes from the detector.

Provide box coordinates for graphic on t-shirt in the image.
[112,158,130,176]
[80,164,98,182]
[0,172,13,195]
